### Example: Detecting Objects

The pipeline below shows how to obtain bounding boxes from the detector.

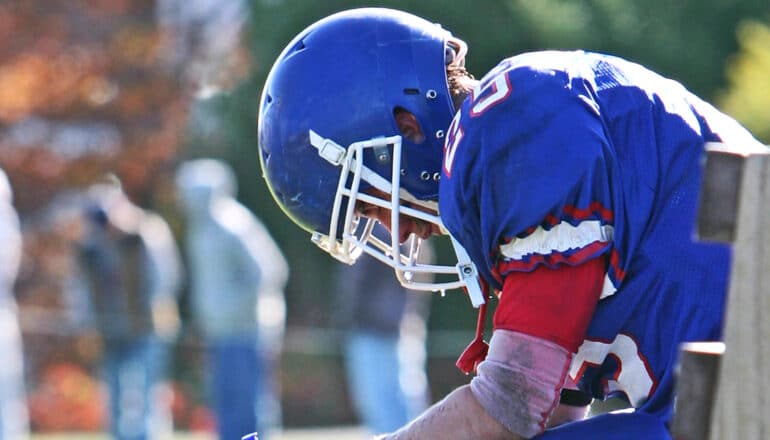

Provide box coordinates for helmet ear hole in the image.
[393,107,425,144]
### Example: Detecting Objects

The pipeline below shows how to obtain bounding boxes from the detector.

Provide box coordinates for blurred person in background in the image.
[333,223,432,437]
[175,158,288,440]
[156,0,250,92]
[0,169,30,440]
[69,176,182,440]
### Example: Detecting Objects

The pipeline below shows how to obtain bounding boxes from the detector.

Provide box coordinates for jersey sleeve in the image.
[440,56,616,288]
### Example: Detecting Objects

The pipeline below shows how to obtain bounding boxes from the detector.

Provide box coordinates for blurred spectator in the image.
[0,168,30,439]
[333,224,432,436]
[69,176,182,440]
[175,159,288,440]
[156,0,250,92]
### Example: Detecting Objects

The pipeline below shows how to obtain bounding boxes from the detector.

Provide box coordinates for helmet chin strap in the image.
[308,129,485,307]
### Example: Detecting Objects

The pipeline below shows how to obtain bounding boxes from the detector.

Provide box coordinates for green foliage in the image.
[500,0,770,99]
[718,20,770,143]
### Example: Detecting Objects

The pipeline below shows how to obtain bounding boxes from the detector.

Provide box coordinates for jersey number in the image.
[470,71,513,116]
[443,114,463,177]
[443,66,514,176]
[568,333,656,407]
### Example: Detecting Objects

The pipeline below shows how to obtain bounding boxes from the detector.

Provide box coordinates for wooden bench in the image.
[672,145,770,440]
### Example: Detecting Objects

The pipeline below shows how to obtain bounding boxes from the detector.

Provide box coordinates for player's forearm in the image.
[376,384,523,440]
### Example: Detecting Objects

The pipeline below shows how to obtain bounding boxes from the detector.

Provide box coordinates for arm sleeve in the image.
[141,213,183,300]
[241,213,289,293]
[468,254,604,438]
[470,329,572,438]
[493,254,606,353]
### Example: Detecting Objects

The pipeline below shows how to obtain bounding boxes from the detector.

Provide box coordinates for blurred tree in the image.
[247,0,768,98]
[499,0,770,99]
[0,0,194,212]
[0,0,205,432]
[717,20,770,144]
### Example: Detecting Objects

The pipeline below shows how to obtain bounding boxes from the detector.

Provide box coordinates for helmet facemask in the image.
[308,129,485,306]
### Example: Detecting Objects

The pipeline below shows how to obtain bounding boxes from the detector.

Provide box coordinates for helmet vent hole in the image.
[403,88,420,95]
[286,39,307,58]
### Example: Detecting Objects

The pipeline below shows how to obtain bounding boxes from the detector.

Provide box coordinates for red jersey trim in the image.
[497,240,610,274]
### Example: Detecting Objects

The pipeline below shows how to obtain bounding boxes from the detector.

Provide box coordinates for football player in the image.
[257,8,767,439]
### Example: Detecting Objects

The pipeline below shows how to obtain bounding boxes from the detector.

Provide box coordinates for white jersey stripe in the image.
[499,220,614,260]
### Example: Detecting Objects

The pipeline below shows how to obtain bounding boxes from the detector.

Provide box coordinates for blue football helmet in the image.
[258,8,483,304]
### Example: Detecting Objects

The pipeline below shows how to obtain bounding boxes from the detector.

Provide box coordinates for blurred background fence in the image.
[2,0,769,437]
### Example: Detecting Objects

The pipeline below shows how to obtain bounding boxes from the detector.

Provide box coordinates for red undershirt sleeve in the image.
[493,256,607,353]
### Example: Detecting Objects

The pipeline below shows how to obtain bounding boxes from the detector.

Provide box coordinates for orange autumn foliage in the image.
[0,0,191,212]
[27,363,107,431]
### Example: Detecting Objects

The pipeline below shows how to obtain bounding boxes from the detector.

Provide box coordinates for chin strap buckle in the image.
[309,129,346,166]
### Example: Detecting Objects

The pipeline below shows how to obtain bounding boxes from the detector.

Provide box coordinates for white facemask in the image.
[309,129,485,307]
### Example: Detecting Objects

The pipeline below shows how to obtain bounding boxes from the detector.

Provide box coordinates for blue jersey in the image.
[439,51,766,422]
